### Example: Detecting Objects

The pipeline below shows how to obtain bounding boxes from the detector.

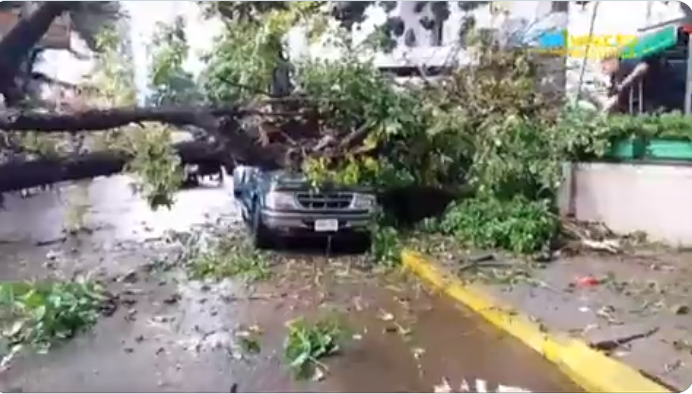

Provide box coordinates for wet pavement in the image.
[425,234,692,392]
[0,176,581,392]
[478,252,692,392]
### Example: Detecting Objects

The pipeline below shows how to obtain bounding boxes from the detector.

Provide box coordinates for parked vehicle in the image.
[183,161,224,187]
[232,166,377,249]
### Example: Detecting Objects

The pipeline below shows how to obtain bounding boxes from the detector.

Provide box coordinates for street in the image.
[0,176,580,392]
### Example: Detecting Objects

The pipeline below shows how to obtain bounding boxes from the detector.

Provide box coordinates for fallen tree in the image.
[0,140,222,193]
[0,101,366,192]
[0,2,483,196]
[0,1,655,262]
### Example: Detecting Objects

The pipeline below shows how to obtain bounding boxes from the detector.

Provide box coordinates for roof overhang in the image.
[615,24,679,59]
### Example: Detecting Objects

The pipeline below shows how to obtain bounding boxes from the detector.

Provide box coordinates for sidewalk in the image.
[404,246,692,392]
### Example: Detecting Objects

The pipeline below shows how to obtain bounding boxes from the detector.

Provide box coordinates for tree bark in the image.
[0,106,240,132]
[0,106,293,169]
[0,140,223,193]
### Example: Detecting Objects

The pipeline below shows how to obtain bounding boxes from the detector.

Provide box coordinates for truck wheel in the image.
[251,201,273,250]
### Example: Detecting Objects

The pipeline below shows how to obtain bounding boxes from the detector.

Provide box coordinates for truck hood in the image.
[268,170,374,193]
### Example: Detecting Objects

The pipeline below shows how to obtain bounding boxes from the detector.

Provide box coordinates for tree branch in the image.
[0,140,222,193]
[0,106,238,132]
[0,105,293,170]
[0,2,75,103]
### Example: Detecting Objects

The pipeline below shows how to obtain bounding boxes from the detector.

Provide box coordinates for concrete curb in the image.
[401,250,671,393]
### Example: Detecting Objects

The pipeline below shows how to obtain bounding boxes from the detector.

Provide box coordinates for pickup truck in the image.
[232,166,377,249]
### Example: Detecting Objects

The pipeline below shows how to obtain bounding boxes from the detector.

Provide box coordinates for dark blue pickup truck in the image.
[232,166,377,249]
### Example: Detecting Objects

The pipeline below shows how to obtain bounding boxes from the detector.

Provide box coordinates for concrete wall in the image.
[559,162,692,246]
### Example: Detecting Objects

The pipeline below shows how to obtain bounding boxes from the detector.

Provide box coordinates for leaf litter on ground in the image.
[235,324,263,355]
[284,314,348,381]
[186,234,272,282]
[0,279,110,355]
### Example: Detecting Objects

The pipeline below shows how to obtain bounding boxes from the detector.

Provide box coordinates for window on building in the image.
[431,18,444,46]
[551,1,569,12]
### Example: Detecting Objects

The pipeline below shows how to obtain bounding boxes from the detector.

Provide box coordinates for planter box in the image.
[609,138,692,161]
[558,162,692,246]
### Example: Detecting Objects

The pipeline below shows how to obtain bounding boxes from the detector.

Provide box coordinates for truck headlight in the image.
[265,191,297,210]
[352,193,377,210]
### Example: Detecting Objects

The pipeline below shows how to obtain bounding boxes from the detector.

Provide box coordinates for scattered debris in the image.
[0,280,109,353]
[377,310,395,322]
[664,359,682,374]
[574,275,600,288]
[186,236,272,282]
[588,325,659,351]
[236,325,263,355]
[595,305,622,325]
[162,293,181,305]
[561,220,622,254]
[283,315,346,380]
[670,304,689,316]
[119,270,140,284]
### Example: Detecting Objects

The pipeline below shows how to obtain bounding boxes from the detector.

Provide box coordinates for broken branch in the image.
[0,140,223,193]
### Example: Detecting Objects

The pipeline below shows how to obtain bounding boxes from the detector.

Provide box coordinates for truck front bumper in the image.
[261,209,373,235]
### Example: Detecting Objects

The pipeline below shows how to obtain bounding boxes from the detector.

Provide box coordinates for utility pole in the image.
[685,32,692,114]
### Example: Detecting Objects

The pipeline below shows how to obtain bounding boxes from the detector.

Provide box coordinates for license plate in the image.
[314,219,339,232]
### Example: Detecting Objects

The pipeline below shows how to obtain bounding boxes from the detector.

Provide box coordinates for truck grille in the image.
[295,192,353,210]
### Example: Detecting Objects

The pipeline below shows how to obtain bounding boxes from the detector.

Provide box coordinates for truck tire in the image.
[251,200,273,250]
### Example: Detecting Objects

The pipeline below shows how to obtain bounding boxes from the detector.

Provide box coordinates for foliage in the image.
[201,1,324,104]
[123,125,184,210]
[0,280,107,353]
[439,197,559,255]
[298,55,467,189]
[597,111,692,142]
[295,44,563,201]
[85,28,137,107]
[187,235,272,282]
[371,224,403,267]
[289,31,657,255]
[291,34,692,256]
[201,22,282,104]
[196,0,499,193]
[148,16,203,106]
[284,314,345,380]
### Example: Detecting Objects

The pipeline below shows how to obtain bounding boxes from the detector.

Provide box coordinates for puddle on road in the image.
[0,177,581,392]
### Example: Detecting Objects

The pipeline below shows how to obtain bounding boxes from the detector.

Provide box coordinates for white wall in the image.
[288,2,487,66]
[290,1,569,68]
[560,162,692,246]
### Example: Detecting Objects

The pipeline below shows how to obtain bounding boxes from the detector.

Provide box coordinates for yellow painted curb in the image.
[401,250,671,393]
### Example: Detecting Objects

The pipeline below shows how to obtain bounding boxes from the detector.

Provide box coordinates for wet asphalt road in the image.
[0,176,581,392]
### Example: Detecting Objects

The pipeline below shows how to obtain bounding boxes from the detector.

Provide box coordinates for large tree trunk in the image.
[0,140,223,193]
[0,106,232,132]
[0,106,288,169]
